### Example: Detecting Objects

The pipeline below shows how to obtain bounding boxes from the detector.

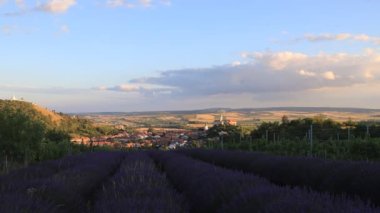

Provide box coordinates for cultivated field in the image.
[1,150,380,212]
[80,107,380,128]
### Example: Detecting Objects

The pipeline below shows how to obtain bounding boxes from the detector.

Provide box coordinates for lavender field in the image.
[1,151,379,213]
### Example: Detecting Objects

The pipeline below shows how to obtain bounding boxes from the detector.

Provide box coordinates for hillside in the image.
[32,104,64,124]
[0,99,113,166]
[0,99,69,129]
[0,100,56,127]
[1,99,111,137]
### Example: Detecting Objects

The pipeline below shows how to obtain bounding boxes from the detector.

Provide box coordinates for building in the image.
[213,114,225,125]
[10,95,25,102]
[204,123,209,131]
[213,114,237,126]
[227,120,237,126]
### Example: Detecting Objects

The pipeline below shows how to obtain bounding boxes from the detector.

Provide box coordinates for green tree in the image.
[207,124,242,143]
[0,106,45,164]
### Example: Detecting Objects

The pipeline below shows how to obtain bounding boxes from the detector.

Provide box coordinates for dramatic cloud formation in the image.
[101,50,380,99]
[301,33,380,45]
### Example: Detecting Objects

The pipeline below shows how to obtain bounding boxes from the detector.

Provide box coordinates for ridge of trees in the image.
[205,115,380,160]
[251,115,380,141]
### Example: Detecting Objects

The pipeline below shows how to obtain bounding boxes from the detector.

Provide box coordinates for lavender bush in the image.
[179,149,380,206]
[0,152,125,212]
[94,152,188,213]
[153,151,378,213]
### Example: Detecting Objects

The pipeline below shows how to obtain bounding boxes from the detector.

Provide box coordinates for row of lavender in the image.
[93,152,188,213]
[179,149,380,207]
[0,152,125,212]
[2,150,379,212]
[150,151,378,213]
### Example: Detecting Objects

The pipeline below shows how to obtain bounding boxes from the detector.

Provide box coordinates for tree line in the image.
[205,115,380,160]
[251,115,380,142]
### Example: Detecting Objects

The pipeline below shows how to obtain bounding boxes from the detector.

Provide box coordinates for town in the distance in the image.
[4,95,380,154]
[9,95,380,151]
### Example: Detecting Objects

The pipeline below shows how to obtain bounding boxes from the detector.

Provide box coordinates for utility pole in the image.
[219,131,228,150]
[366,124,370,139]
[248,135,253,151]
[310,124,313,156]
[221,136,224,150]
[5,155,8,174]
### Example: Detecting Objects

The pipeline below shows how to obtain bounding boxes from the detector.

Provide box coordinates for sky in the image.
[1,0,380,112]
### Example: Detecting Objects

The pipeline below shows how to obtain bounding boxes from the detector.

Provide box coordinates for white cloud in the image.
[299,69,316,77]
[101,50,380,99]
[302,33,380,45]
[305,33,351,41]
[106,0,133,8]
[99,83,177,95]
[364,71,374,79]
[322,71,336,80]
[248,51,308,70]
[106,0,170,8]
[5,49,380,111]
[232,61,242,67]
[40,0,76,13]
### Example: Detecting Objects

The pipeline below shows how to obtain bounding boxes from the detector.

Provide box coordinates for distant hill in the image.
[77,107,380,116]
[234,107,380,113]
[77,107,380,128]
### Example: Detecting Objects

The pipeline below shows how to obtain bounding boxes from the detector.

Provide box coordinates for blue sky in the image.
[1,0,380,112]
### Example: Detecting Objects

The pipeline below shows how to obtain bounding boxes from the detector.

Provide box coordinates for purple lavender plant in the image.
[94,152,188,213]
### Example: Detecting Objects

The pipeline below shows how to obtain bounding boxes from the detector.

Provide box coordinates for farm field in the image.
[80,107,380,129]
[1,150,380,213]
